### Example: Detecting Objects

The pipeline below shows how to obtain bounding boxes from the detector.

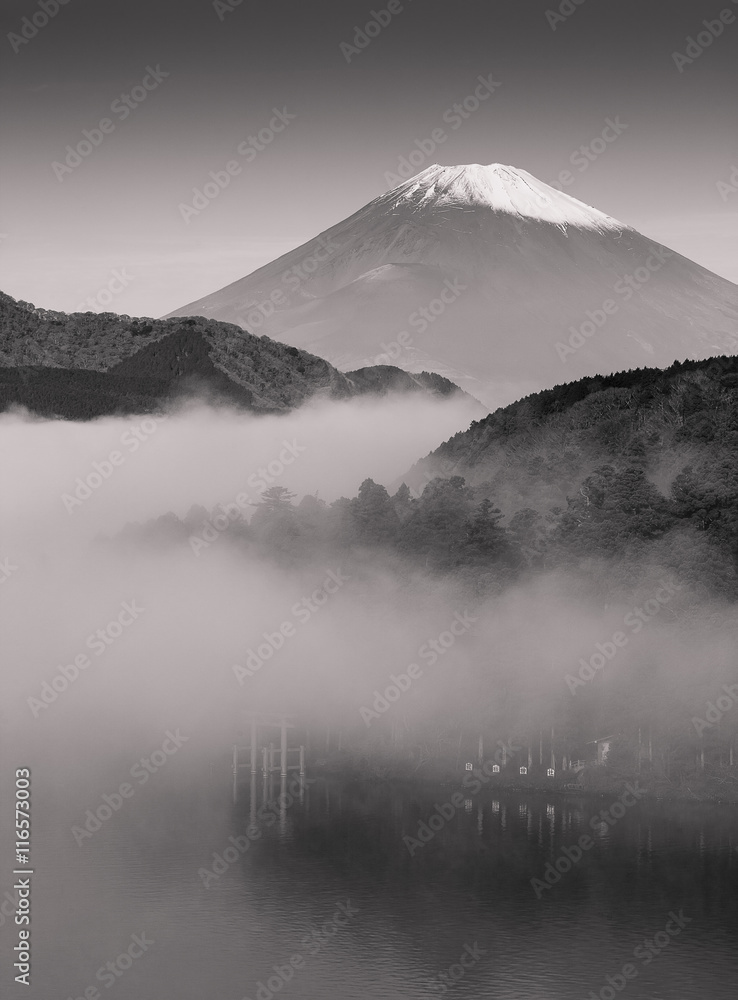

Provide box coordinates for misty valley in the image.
[3,120,738,999]
[4,343,738,996]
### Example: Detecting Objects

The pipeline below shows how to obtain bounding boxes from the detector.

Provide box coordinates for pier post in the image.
[250,718,258,775]
[279,775,288,834]
[250,772,257,829]
[281,718,288,778]
[299,745,305,778]
[232,744,238,803]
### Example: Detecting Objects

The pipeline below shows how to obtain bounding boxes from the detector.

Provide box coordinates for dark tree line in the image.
[126,455,738,604]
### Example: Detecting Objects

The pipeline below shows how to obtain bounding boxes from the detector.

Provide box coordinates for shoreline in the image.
[309,760,738,806]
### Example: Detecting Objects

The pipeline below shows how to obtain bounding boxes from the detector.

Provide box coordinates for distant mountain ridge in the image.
[0,292,477,418]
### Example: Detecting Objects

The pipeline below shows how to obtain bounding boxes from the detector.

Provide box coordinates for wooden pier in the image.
[232,713,305,802]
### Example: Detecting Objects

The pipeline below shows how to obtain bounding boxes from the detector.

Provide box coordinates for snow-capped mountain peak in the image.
[167,162,738,408]
[386,163,625,231]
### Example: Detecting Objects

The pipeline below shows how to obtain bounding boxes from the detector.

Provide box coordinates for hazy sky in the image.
[1,0,736,317]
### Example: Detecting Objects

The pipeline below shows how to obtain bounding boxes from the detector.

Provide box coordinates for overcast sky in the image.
[1,0,736,317]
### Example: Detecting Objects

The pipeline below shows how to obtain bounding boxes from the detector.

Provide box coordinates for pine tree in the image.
[351,479,400,545]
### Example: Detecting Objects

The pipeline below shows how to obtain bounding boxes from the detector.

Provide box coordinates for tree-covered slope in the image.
[404,356,738,518]
[0,293,471,416]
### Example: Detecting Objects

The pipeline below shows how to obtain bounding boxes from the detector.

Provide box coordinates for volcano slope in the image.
[168,163,738,409]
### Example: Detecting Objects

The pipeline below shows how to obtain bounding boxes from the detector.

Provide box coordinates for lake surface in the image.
[5,771,738,999]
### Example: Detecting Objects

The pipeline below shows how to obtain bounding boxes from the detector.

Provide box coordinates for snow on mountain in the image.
[167,163,738,408]
[388,163,623,230]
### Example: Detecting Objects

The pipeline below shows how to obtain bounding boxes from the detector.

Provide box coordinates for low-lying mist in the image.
[1,390,736,803]
[0,392,479,544]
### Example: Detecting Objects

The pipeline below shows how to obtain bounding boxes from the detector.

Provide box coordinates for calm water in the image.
[4,769,738,999]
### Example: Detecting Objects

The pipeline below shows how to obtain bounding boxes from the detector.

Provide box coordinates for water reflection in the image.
[17,775,738,999]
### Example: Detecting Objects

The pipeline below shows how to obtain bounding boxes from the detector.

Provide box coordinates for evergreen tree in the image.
[391,482,414,523]
[464,498,508,563]
[255,485,296,512]
[399,476,473,567]
[351,478,400,546]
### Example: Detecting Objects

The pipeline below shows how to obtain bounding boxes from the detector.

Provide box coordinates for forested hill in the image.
[0,292,472,417]
[118,355,738,605]
[404,355,738,518]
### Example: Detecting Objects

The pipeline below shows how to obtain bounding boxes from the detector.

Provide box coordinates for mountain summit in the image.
[385,163,623,230]
[168,163,738,407]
